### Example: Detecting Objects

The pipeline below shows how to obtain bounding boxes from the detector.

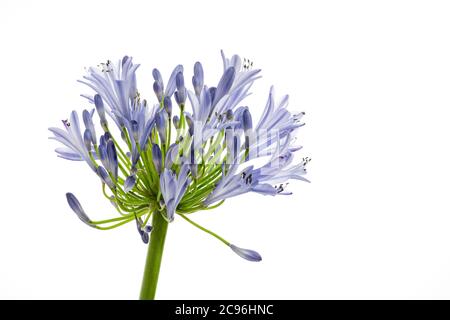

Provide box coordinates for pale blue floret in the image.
[48,110,97,171]
[159,164,191,221]
[151,143,163,173]
[174,72,186,106]
[66,193,94,227]
[192,62,204,96]
[124,175,137,193]
[152,65,184,101]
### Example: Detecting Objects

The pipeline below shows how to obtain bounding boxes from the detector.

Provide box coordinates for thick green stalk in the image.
[139,211,169,300]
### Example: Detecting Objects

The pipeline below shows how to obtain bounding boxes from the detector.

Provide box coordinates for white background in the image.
[1,0,450,299]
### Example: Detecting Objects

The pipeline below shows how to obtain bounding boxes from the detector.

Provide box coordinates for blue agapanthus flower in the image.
[49,50,309,299]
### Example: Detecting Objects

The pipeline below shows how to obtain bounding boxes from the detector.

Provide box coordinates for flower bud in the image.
[82,109,97,145]
[131,120,139,141]
[83,129,93,151]
[152,143,162,173]
[153,81,163,102]
[106,140,118,181]
[192,62,204,96]
[163,96,172,116]
[229,244,262,262]
[124,175,136,193]
[242,109,252,132]
[97,166,114,189]
[173,115,180,129]
[185,113,194,136]
[66,193,93,226]
[155,111,167,145]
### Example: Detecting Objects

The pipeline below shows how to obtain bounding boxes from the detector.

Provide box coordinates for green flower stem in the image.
[139,211,169,300]
[179,214,229,246]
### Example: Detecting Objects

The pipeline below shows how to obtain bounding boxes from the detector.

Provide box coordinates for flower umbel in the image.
[49,51,309,298]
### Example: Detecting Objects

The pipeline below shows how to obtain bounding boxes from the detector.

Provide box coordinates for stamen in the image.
[245,173,253,185]
[302,157,311,166]
[243,58,254,70]
[99,59,113,73]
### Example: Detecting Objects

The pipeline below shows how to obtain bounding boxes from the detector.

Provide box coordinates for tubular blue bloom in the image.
[120,100,157,166]
[203,50,261,123]
[174,72,186,106]
[242,108,252,132]
[153,81,163,102]
[220,50,262,94]
[97,166,114,189]
[97,134,118,181]
[83,129,94,151]
[192,62,204,96]
[163,96,172,116]
[139,113,157,150]
[66,193,94,227]
[155,110,167,145]
[49,110,97,171]
[106,140,118,181]
[159,165,191,221]
[82,109,97,146]
[209,87,216,103]
[135,216,151,244]
[184,112,194,136]
[187,86,211,125]
[213,67,235,106]
[78,56,140,127]
[256,86,304,140]
[152,65,184,100]
[79,57,158,161]
[152,68,164,101]
[94,94,108,129]
[173,115,180,129]
[151,143,162,173]
[164,143,179,170]
[229,244,262,262]
[165,65,184,98]
[204,164,258,205]
[253,152,311,185]
[124,175,136,193]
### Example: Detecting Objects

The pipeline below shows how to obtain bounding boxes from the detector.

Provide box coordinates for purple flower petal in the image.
[165,65,184,97]
[214,67,235,106]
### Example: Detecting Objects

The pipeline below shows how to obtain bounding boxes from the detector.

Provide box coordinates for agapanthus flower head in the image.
[49,51,309,263]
